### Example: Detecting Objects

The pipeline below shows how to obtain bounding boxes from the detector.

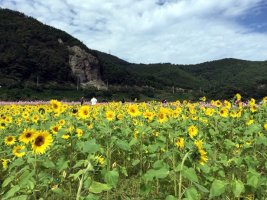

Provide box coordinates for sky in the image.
[1,0,267,64]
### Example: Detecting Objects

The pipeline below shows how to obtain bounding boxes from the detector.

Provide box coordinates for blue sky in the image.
[1,0,267,64]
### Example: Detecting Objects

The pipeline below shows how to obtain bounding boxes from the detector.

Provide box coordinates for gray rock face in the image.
[68,46,106,89]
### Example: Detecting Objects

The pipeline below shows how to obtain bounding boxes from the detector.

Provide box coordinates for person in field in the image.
[91,97,97,105]
[80,97,84,105]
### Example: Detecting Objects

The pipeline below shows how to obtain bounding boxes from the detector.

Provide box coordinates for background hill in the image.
[0,8,266,101]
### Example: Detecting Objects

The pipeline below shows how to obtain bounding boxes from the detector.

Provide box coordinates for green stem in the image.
[33,154,37,200]
[76,161,92,200]
[178,152,189,200]
[173,151,177,197]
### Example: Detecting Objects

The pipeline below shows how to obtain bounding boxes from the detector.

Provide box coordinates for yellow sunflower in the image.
[176,137,184,149]
[127,104,141,117]
[13,145,26,158]
[31,115,39,123]
[62,134,70,139]
[32,131,53,155]
[219,107,228,118]
[1,159,8,170]
[50,99,62,112]
[76,128,84,138]
[157,112,167,123]
[50,125,62,135]
[235,93,241,101]
[4,136,16,146]
[19,129,36,144]
[194,140,203,150]
[106,110,115,121]
[78,106,90,119]
[198,149,208,165]
[143,110,154,121]
[188,125,198,138]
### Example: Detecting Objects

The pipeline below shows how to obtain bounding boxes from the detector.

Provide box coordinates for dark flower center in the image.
[35,136,45,146]
[26,133,32,138]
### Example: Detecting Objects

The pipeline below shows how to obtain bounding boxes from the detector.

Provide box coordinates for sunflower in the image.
[188,125,198,138]
[62,134,70,139]
[0,121,6,130]
[194,140,203,150]
[58,119,65,126]
[117,114,123,120]
[157,112,167,123]
[32,131,53,155]
[106,110,115,121]
[32,115,39,123]
[5,116,12,124]
[76,128,84,138]
[4,136,16,146]
[1,159,8,170]
[264,123,267,131]
[176,137,184,149]
[214,100,222,108]
[19,129,36,144]
[235,93,241,101]
[127,104,141,117]
[205,108,215,117]
[143,110,154,121]
[198,149,208,165]
[219,108,228,118]
[50,100,62,111]
[51,125,62,135]
[250,105,257,113]
[13,145,26,158]
[78,106,90,119]
[246,119,254,126]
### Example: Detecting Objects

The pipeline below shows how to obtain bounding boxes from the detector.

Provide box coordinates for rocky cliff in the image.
[68,46,106,89]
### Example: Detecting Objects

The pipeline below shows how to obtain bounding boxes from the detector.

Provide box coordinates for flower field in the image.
[0,95,267,200]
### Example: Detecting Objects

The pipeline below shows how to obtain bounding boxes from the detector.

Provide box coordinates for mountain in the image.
[0,8,266,101]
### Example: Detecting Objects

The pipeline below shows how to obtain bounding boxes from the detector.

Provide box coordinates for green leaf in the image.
[182,168,199,183]
[116,140,131,151]
[247,173,259,188]
[42,159,55,169]
[193,182,209,193]
[85,194,100,200]
[9,195,28,200]
[3,185,20,200]
[69,169,84,180]
[18,170,34,187]
[2,175,15,188]
[73,160,86,168]
[120,166,128,177]
[56,157,69,172]
[153,160,166,169]
[104,170,119,188]
[132,159,140,166]
[144,168,169,181]
[9,158,24,170]
[209,179,226,197]
[185,187,199,200]
[129,138,138,146]
[232,180,244,197]
[89,181,112,194]
[165,195,176,200]
[81,139,100,154]
[52,188,63,195]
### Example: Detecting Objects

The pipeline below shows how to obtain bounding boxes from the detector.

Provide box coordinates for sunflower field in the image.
[0,95,267,200]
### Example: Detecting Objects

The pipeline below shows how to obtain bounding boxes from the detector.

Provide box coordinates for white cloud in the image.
[1,0,267,64]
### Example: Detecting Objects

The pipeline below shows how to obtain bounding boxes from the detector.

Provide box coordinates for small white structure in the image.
[90,97,97,105]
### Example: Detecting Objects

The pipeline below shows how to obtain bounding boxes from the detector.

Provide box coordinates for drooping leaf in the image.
[89,181,112,194]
